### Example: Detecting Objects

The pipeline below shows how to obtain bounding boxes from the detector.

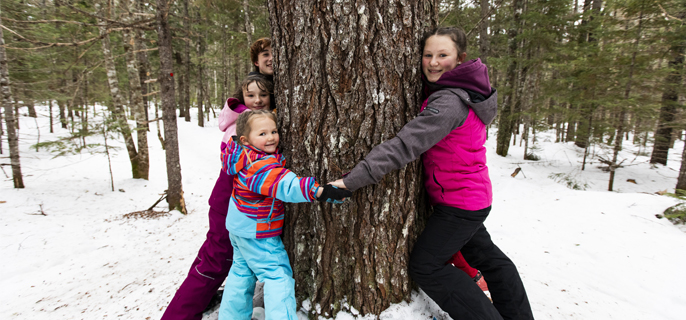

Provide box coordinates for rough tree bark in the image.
[0,8,24,188]
[122,0,149,180]
[97,2,140,178]
[268,0,436,317]
[156,0,185,212]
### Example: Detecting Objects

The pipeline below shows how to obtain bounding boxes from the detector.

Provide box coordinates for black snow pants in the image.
[408,205,534,320]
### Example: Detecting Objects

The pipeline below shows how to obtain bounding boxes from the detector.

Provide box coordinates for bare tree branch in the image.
[658,4,684,22]
[0,24,147,50]
[54,0,155,27]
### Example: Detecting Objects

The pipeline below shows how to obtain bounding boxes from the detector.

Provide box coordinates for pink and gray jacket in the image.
[342,58,497,211]
[219,98,248,150]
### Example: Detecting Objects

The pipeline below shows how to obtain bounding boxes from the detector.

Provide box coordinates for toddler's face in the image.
[243,82,270,110]
[242,116,279,154]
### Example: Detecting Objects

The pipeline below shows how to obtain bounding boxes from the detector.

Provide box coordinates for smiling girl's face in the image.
[421,35,466,83]
[240,116,279,154]
[243,81,271,110]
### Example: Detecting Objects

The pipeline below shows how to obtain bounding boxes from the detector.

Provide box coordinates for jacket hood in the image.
[423,58,491,97]
[219,98,248,147]
[422,58,497,126]
[219,98,247,132]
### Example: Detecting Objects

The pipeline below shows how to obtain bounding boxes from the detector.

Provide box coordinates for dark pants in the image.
[408,206,534,320]
[161,171,234,320]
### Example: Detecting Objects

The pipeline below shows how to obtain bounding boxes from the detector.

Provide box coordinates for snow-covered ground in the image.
[2,105,685,320]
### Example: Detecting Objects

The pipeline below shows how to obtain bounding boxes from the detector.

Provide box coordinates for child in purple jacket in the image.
[331,27,534,320]
[161,75,273,320]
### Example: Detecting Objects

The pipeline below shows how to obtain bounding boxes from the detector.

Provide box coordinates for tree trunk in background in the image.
[676,143,686,190]
[0,98,3,154]
[1,9,24,188]
[496,0,522,156]
[651,12,685,165]
[49,100,54,133]
[176,51,187,119]
[268,0,436,317]
[136,0,151,125]
[57,92,67,129]
[609,7,642,192]
[24,89,37,118]
[196,30,205,127]
[122,0,149,180]
[175,52,187,119]
[182,0,192,122]
[479,0,490,65]
[156,0,185,212]
[574,0,595,149]
[222,20,228,99]
[243,0,253,49]
[98,2,140,179]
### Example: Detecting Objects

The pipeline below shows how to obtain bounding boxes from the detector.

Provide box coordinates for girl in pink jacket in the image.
[162,75,273,320]
[331,27,533,320]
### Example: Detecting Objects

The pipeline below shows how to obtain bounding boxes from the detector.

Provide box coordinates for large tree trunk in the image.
[0,9,24,188]
[268,0,436,317]
[97,2,140,178]
[156,0,185,212]
[122,0,149,180]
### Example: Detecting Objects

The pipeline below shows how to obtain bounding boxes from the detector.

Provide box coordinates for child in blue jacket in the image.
[218,110,350,320]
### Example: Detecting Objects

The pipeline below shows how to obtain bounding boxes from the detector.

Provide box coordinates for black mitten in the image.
[317,185,353,203]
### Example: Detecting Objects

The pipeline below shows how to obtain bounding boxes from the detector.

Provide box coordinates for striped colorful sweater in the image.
[221,138,320,239]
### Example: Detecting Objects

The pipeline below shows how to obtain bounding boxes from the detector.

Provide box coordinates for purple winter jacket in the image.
[343,58,497,211]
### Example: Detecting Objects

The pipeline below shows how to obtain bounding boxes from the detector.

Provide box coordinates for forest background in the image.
[3,0,686,194]
[1,0,686,318]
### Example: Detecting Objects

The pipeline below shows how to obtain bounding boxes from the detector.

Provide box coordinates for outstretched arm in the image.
[341,90,469,191]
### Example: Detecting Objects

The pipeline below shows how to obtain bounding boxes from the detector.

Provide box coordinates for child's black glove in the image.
[317,185,352,204]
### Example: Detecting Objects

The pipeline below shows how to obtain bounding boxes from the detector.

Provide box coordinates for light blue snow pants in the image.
[218,233,297,320]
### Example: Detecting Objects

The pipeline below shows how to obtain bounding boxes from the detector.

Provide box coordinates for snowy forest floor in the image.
[2,105,686,320]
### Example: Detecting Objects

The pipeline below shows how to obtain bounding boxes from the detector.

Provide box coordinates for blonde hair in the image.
[235,110,278,145]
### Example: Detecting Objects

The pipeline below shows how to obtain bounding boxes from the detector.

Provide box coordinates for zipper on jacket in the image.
[266,200,276,229]
[433,172,445,195]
